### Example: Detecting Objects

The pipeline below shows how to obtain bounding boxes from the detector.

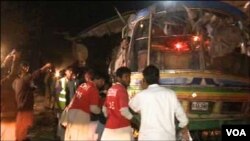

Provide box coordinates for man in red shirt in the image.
[64,71,105,140]
[101,67,134,141]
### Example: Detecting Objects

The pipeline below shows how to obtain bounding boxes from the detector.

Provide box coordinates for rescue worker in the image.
[56,70,67,110]
[64,71,105,140]
[55,66,76,140]
[56,66,76,110]
[101,67,134,141]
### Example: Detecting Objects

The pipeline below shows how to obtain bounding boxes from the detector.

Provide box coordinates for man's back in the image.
[69,81,98,114]
[130,84,188,140]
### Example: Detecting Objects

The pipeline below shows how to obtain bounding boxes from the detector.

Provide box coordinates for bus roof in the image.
[133,1,246,22]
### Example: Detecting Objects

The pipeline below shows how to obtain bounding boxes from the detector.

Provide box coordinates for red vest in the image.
[104,83,130,128]
[69,81,99,114]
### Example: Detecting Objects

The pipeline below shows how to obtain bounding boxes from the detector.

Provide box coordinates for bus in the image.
[110,1,250,140]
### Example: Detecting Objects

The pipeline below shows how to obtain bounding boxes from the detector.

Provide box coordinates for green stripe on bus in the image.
[129,85,249,93]
[188,118,250,130]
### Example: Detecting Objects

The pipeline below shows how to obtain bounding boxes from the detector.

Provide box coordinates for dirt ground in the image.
[29,93,60,141]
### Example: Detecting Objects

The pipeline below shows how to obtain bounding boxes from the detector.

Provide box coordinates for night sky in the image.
[1,1,155,72]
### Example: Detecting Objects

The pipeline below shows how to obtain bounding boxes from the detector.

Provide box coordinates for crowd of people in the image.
[1,45,191,141]
[1,48,52,141]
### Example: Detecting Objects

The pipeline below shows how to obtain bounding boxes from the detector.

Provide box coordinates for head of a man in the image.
[121,36,130,49]
[93,72,106,89]
[65,66,74,80]
[116,67,131,88]
[84,69,94,82]
[20,61,30,75]
[142,65,159,85]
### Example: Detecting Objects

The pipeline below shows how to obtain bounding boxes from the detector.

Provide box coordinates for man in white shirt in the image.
[129,65,190,140]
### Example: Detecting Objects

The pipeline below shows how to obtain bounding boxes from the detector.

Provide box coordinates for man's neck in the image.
[117,82,127,88]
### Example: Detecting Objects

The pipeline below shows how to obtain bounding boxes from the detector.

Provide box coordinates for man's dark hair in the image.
[84,68,94,78]
[143,65,159,85]
[116,67,131,78]
[93,71,106,80]
[66,66,74,72]
[59,69,65,77]
[20,61,29,68]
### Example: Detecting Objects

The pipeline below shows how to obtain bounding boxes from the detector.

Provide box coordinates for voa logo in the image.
[226,129,246,136]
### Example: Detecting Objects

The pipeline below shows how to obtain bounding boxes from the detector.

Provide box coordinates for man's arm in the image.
[1,54,13,69]
[90,105,101,114]
[102,106,108,117]
[90,86,101,114]
[1,54,19,84]
[179,126,192,141]
[175,97,188,128]
[118,88,134,120]
[120,107,133,120]
[128,94,142,129]
[128,92,141,113]
[174,92,190,140]
[31,63,52,80]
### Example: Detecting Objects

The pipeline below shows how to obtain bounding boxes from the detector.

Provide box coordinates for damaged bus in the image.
[109,1,250,140]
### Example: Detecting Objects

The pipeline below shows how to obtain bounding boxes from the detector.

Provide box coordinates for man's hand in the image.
[40,63,52,72]
[180,126,192,141]
[130,115,140,130]
[44,63,52,68]
[1,54,13,68]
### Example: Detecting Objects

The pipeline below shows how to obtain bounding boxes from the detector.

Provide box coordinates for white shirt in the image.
[129,84,188,140]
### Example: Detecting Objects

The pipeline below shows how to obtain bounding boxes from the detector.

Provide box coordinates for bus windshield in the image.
[129,10,249,77]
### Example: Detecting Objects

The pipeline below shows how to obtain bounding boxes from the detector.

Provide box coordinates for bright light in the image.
[175,42,182,49]
[1,121,16,141]
[192,92,197,98]
[162,1,177,7]
[55,70,60,78]
[174,42,190,52]
[193,36,200,42]
[140,23,144,28]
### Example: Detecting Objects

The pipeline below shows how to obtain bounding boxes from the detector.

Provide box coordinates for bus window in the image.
[129,19,149,72]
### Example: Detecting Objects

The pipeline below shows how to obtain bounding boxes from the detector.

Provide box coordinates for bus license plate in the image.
[191,102,209,111]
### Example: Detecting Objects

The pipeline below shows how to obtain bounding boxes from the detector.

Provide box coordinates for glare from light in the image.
[192,92,197,98]
[193,36,200,42]
[175,42,181,49]
[168,70,176,73]
[55,70,60,78]
[140,23,144,28]
[162,1,177,7]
